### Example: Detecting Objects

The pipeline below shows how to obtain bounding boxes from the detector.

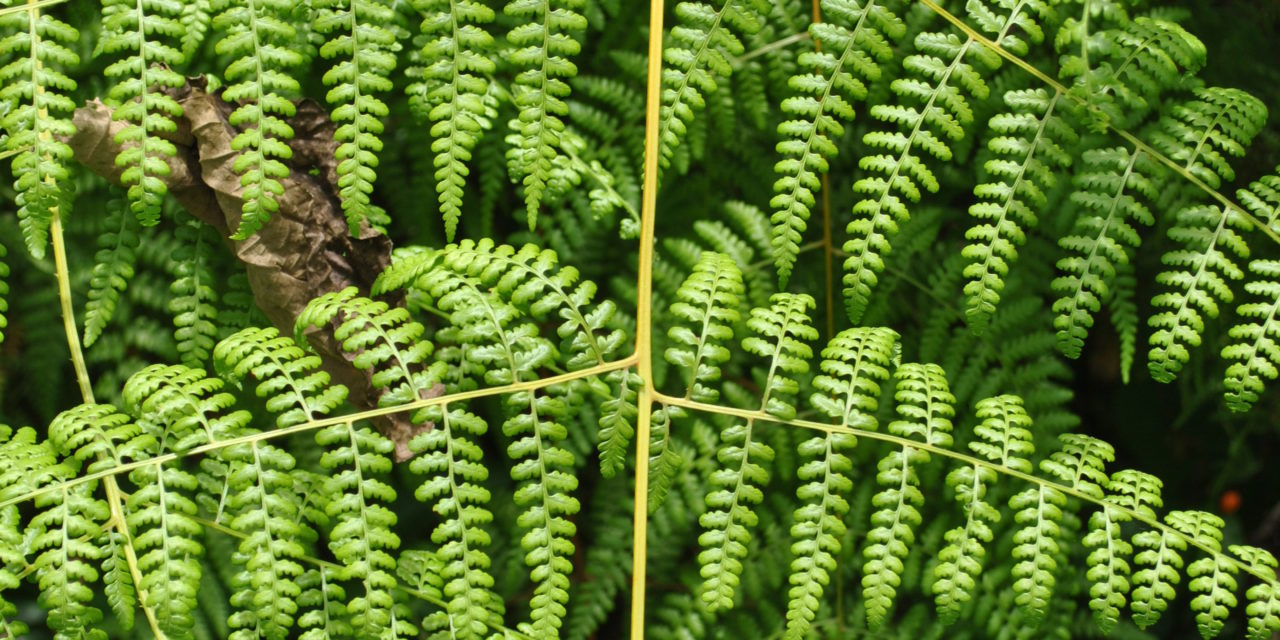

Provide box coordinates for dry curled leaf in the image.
[69,79,436,459]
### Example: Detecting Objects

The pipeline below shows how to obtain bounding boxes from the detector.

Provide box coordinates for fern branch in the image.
[916,0,1280,250]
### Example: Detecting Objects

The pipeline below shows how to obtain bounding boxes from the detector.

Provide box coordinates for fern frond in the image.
[700,293,815,612]
[1148,87,1268,191]
[408,265,579,635]
[214,326,350,427]
[84,199,140,347]
[408,0,496,240]
[502,0,587,228]
[963,88,1075,332]
[769,0,903,286]
[314,0,397,232]
[863,362,954,628]
[1149,205,1251,383]
[298,568,354,639]
[408,405,499,640]
[665,251,744,403]
[298,287,441,410]
[1222,259,1280,411]
[100,530,138,632]
[380,240,626,369]
[933,394,1031,624]
[1239,165,1280,234]
[841,14,1005,322]
[1235,546,1280,640]
[213,0,302,239]
[29,462,110,640]
[1161,511,1230,638]
[99,0,186,226]
[169,219,219,367]
[1053,147,1157,359]
[597,369,640,478]
[0,5,79,259]
[1069,17,1206,129]
[658,0,769,175]
[179,0,213,61]
[785,327,895,639]
[49,403,155,473]
[223,438,307,638]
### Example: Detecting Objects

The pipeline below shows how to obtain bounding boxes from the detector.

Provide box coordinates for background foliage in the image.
[0,0,1278,638]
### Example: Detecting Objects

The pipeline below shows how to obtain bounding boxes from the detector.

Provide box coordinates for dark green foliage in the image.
[0,1,1279,639]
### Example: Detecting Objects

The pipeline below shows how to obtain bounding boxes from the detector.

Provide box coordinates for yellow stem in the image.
[629,0,666,636]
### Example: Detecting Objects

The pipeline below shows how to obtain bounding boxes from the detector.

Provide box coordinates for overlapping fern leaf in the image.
[407,0,497,240]
[1053,146,1159,359]
[503,0,587,229]
[841,0,1017,323]
[213,0,302,239]
[769,0,903,286]
[314,0,397,233]
[699,293,817,611]
[963,88,1076,332]
[0,4,79,259]
[657,0,770,176]
[297,289,433,634]
[99,0,186,227]
[785,326,895,639]
[862,362,954,628]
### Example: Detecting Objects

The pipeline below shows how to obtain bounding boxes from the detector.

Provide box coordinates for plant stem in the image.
[629,0,666,635]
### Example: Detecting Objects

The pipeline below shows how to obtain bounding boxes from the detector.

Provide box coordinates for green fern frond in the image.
[1148,87,1267,190]
[933,394,1031,624]
[314,418,400,635]
[170,219,219,367]
[119,374,214,639]
[1234,546,1280,640]
[863,362,954,628]
[100,0,186,226]
[84,199,140,347]
[0,5,78,259]
[1069,17,1206,129]
[1111,262,1139,383]
[769,0,903,287]
[293,290,417,634]
[29,462,111,640]
[963,88,1075,332]
[502,0,587,228]
[297,287,441,411]
[1053,147,1158,359]
[841,9,1007,323]
[213,0,302,239]
[298,568,354,639]
[1239,165,1280,233]
[214,326,350,427]
[100,530,138,632]
[1161,511,1230,638]
[49,403,155,473]
[408,0,496,240]
[700,293,815,612]
[222,437,308,638]
[785,326,895,639]
[665,251,744,403]
[1149,205,1251,383]
[657,0,770,175]
[408,405,499,640]
[179,0,213,61]
[1222,259,1280,411]
[404,265,579,636]
[598,369,640,478]
[314,0,397,233]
